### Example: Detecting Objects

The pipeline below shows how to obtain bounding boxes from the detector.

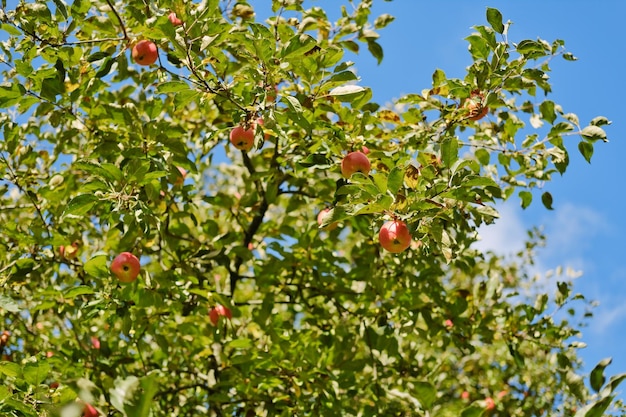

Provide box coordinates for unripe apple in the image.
[341,151,370,178]
[379,220,412,253]
[229,125,255,151]
[132,40,158,66]
[209,304,232,326]
[110,252,141,283]
[83,403,99,417]
[168,12,183,26]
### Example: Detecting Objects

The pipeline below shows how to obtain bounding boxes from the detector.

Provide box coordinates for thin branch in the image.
[104,0,129,41]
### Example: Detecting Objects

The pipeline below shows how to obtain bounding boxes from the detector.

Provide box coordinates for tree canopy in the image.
[0,1,623,416]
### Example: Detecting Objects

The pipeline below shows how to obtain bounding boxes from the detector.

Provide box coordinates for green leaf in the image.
[519,190,532,209]
[574,396,614,417]
[64,194,99,217]
[461,405,484,417]
[387,166,404,194]
[63,285,95,299]
[52,0,68,19]
[0,295,20,313]
[156,81,191,94]
[539,100,556,124]
[441,137,459,167]
[0,83,27,108]
[0,361,21,378]
[590,116,611,127]
[581,125,607,142]
[319,71,359,92]
[600,372,626,398]
[23,361,50,385]
[84,255,109,278]
[486,8,505,34]
[1,23,22,36]
[367,39,384,64]
[541,191,553,210]
[590,358,611,393]
[475,148,490,165]
[578,141,593,163]
[87,51,110,62]
[228,338,253,349]
[281,34,317,58]
[329,85,367,101]
[95,57,115,78]
[413,381,436,410]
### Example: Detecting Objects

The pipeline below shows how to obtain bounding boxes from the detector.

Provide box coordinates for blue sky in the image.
[340,0,626,393]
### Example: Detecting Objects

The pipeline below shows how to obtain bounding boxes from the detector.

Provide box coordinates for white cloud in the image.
[589,302,626,336]
[473,202,528,255]
[541,203,609,259]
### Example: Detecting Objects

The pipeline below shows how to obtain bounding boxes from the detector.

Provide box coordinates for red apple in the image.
[317,208,337,231]
[174,166,187,186]
[229,125,255,151]
[361,145,370,155]
[132,40,158,66]
[444,319,453,329]
[461,391,470,401]
[379,220,412,253]
[484,397,495,411]
[266,85,278,103]
[49,381,59,389]
[83,403,99,417]
[60,242,80,260]
[168,12,183,26]
[209,304,232,326]
[90,336,100,350]
[341,151,370,178]
[110,252,140,283]
[464,90,488,121]
[256,117,270,139]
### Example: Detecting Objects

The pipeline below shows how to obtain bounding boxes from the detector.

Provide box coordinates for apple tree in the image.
[0,1,624,416]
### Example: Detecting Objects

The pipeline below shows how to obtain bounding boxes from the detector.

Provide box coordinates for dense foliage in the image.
[0,1,623,416]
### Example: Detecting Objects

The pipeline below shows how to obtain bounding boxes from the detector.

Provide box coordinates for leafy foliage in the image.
[0,1,622,416]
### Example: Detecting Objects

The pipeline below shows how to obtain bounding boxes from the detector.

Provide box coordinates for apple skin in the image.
[379,220,412,253]
[341,151,371,178]
[174,166,187,186]
[168,12,183,26]
[132,40,158,66]
[209,304,232,326]
[229,125,255,151]
[484,397,495,411]
[83,404,99,417]
[110,252,141,283]
[464,91,488,121]
[317,208,338,231]
[60,242,79,260]
[255,117,270,139]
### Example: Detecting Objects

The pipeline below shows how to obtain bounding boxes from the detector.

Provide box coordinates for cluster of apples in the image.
[318,148,413,253]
